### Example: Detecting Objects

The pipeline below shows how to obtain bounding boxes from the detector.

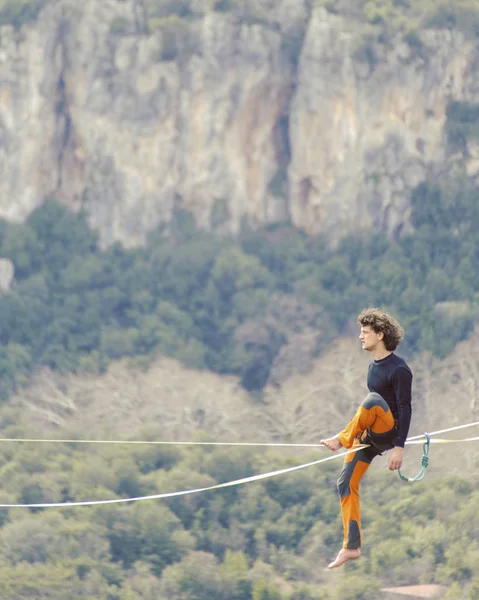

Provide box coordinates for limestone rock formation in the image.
[289,9,479,242]
[0,1,478,246]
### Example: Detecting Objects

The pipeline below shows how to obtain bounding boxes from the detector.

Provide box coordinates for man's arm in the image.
[392,366,413,448]
[388,366,413,470]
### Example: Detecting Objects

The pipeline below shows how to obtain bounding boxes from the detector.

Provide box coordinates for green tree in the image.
[0,0,48,29]
[119,562,163,599]
[252,580,283,600]
[104,503,192,574]
[101,328,139,359]
[160,551,227,600]
[410,182,447,230]
[1,224,42,279]
[210,247,273,303]
[27,200,98,274]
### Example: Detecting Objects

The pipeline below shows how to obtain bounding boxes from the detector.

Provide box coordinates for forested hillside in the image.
[0,428,476,599]
[1,175,479,400]
[0,188,478,598]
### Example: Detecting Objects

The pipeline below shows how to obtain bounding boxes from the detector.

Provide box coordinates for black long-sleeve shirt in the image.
[367,353,413,448]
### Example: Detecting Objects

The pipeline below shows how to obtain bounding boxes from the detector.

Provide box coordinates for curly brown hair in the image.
[357,308,404,351]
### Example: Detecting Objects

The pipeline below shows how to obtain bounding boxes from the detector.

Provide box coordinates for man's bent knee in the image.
[361,392,389,412]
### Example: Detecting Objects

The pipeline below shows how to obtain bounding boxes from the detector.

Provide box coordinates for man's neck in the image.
[372,347,392,361]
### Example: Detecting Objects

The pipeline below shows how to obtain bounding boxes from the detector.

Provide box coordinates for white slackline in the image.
[406,437,479,445]
[0,419,478,448]
[0,445,369,509]
[0,437,475,446]
[0,438,325,448]
[406,420,479,441]
[0,420,477,508]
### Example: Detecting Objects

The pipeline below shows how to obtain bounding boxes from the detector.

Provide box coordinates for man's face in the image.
[359,325,383,352]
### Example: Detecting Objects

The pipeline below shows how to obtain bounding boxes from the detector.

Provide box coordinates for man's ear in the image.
[377,331,384,341]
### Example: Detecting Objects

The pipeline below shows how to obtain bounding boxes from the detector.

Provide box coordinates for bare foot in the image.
[320,436,343,452]
[328,547,361,569]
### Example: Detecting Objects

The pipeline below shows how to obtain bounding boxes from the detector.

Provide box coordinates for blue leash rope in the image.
[398,433,430,483]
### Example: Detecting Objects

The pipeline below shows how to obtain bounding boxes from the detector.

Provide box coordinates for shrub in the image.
[148,0,192,19]
[149,16,198,63]
[213,0,235,13]
[110,17,131,36]
[0,0,47,29]
[446,101,479,151]
[424,3,479,38]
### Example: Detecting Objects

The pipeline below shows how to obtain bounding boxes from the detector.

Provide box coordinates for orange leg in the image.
[338,393,395,449]
[337,393,395,549]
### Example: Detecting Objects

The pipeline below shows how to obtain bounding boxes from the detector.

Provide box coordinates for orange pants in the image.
[337,393,396,549]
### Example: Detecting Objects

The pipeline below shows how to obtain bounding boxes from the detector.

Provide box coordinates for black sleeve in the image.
[392,366,413,448]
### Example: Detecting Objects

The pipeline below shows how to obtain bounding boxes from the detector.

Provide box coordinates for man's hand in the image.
[388,446,404,470]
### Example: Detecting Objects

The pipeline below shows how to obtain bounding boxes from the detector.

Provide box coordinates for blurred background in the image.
[0,0,477,598]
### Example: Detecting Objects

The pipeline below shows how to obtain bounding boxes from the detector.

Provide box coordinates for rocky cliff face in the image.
[290,9,479,243]
[0,0,478,247]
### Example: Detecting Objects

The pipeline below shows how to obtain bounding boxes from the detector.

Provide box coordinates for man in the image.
[321,308,413,569]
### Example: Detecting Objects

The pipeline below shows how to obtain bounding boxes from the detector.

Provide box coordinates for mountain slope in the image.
[8,331,479,475]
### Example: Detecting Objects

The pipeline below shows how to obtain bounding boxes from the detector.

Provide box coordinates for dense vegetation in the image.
[3,0,479,40]
[0,0,47,28]
[0,425,476,599]
[316,0,479,34]
[1,171,479,399]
